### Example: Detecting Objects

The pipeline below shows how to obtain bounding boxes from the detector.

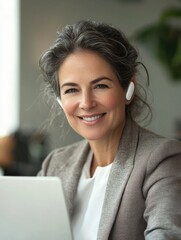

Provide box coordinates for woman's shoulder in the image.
[50,139,88,158]
[137,125,181,168]
[138,125,181,149]
[38,139,89,176]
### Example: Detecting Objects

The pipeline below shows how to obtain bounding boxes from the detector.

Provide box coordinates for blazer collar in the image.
[58,140,90,215]
[97,118,139,239]
[59,118,139,229]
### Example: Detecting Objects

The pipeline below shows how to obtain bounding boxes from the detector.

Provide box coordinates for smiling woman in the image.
[38,20,181,240]
[58,50,126,142]
[39,21,151,125]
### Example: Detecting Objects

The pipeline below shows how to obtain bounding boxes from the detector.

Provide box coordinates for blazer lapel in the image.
[97,119,139,240]
[58,141,90,216]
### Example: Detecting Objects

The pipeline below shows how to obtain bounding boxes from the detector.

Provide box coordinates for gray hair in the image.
[39,20,152,124]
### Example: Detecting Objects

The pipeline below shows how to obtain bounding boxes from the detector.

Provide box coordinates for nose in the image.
[79,92,96,110]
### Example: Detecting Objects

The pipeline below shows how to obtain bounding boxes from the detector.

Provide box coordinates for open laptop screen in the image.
[0,176,73,240]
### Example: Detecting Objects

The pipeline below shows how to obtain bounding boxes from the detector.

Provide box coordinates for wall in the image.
[20,0,181,149]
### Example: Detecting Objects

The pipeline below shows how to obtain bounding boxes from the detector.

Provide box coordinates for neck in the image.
[88,124,124,176]
[89,144,117,177]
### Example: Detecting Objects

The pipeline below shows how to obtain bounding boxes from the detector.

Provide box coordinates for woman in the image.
[38,20,181,239]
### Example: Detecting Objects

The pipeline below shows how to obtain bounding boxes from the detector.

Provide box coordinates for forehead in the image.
[58,50,117,85]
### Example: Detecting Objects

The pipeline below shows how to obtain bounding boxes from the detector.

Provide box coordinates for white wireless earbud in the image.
[126,82,135,101]
[56,97,63,109]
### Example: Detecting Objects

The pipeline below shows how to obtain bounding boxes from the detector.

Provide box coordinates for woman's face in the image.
[58,50,127,142]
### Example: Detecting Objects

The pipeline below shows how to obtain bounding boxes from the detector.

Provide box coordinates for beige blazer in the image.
[38,119,181,239]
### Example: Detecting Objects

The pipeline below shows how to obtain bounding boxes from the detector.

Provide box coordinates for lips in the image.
[79,113,105,122]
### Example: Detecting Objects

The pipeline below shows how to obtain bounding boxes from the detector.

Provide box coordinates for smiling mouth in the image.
[79,113,105,122]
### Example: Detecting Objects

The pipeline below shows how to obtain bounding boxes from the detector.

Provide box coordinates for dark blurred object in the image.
[0,130,49,176]
[134,4,181,81]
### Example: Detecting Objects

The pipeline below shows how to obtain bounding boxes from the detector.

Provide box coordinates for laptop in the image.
[0,176,73,240]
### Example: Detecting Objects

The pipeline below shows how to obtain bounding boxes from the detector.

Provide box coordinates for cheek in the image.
[62,99,77,116]
[105,98,118,109]
[103,92,126,110]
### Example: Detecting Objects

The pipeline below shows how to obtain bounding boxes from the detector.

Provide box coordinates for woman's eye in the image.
[95,84,108,89]
[64,88,78,94]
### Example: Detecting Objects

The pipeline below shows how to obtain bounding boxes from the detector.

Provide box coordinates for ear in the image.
[56,97,63,109]
[126,82,135,101]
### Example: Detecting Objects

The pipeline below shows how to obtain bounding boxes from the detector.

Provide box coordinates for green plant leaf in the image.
[133,5,181,81]
[160,7,181,23]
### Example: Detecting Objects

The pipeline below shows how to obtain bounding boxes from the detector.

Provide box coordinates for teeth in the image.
[82,114,102,122]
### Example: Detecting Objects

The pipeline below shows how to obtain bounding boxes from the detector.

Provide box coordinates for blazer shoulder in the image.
[139,126,181,152]
[50,139,88,159]
[38,139,89,176]
[138,127,181,174]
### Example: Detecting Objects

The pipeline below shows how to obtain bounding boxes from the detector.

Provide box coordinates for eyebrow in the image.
[60,76,113,88]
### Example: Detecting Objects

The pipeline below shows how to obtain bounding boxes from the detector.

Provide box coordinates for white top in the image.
[72,152,112,240]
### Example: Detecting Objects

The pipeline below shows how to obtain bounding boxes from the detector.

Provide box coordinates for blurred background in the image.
[0,0,181,176]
